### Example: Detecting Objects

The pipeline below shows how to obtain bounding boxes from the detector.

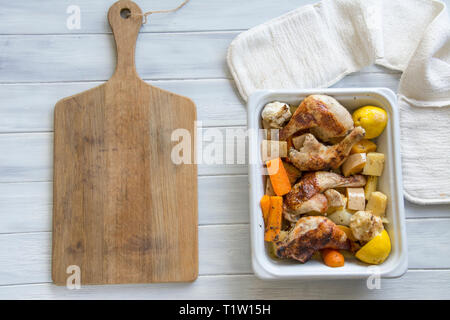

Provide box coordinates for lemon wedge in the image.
[352,106,388,139]
[355,229,391,264]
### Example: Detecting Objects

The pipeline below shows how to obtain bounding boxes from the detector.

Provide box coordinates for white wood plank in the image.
[0,80,245,133]
[407,218,450,269]
[0,0,315,34]
[1,177,449,234]
[0,219,449,285]
[405,201,450,219]
[0,73,400,133]
[0,270,449,299]
[2,0,449,37]
[0,33,233,83]
[0,133,52,182]
[0,182,52,233]
[0,33,399,83]
[0,225,252,285]
[0,129,248,182]
[0,176,249,233]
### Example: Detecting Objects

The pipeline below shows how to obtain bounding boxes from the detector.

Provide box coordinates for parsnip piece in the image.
[328,208,353,226]
[346,187,366,211]
[265,178,276,196]
[325,189,345,208]
[262,121,279,140]
[366,191,388,216]
[261,140,287,162]
[363,152,385,176]
[364,176,378,200]
[341,153,367,177]
[325,192,347,214]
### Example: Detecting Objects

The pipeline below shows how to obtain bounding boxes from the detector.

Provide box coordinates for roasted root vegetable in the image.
[337,225,357,242]
[266,158,292,196]
[364,175,378,200]
[265,178,276,196]
[269,230,289,258]
[326,195,347,214]
[262,120,278,140]
[363,152,385,176]
[341,153,367,177]
[324,189,346,209]
[351,139,377,154]
[260,195,271,225]
[321,249,345,267]
[261,101,292,129]
[282,161,302,184]
[264,196,283,242]
[261,140,287,162]
[366,191,387,216]
[346,187,366,211]
[350,211,384,242]
[328,207,353,226]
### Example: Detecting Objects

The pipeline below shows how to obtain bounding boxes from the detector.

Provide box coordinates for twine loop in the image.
[130,0,190,24]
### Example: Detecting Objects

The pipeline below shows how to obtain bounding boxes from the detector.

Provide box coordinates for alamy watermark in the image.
[66,5,81,30]
[66,265,81,290]
[171,121,282,173]
[366,266,381,290]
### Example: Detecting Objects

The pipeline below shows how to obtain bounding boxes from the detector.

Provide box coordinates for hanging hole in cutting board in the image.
[120,8,131,19]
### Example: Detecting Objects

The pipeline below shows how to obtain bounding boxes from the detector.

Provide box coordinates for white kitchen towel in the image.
[227,0,450,204]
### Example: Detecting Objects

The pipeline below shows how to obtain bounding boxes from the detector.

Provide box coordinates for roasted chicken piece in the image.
[280,95,354,141]
[274,216,350,262]
[289,126,365,171]
[284,194,328,222]
[284,171,366,218]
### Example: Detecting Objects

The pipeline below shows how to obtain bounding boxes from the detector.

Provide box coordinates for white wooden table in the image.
[0,0,449,299]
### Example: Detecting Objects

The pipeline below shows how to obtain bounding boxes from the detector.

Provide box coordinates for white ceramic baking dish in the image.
[248,88,408,279]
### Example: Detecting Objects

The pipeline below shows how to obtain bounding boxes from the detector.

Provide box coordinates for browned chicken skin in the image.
[284,171,366,217]
[284,193,328,222]
[274,216,350,262]
[289,126,365,171]
[280,95,354,141]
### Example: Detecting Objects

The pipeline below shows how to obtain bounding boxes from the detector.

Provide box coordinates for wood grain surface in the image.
[52,0,198,285]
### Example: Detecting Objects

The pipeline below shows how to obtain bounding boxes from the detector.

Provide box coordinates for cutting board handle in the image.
[108,0,143,79]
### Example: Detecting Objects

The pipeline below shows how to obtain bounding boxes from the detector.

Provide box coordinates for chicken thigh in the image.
[289,126,365,171]
[280,95,354,141]
[284,171,366,217]
[274,216,350,262]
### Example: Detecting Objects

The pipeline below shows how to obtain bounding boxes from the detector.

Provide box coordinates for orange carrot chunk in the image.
[260,195,271,226]
[264,196,283,242]
[266,157,292,196]
[321,249,345,268]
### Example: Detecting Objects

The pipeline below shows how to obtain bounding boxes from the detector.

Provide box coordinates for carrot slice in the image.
[264,196,283,242]
[260,195,271,226]
[321,249,345,268]
[266,157,292,196]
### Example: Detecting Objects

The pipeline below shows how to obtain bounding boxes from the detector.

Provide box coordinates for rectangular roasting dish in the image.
[248,88,408,279]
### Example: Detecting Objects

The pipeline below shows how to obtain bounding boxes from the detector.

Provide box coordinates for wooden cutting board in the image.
[52,0,198,285]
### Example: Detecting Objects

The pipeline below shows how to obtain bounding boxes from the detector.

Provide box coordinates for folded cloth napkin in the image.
[227,0,450,204]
